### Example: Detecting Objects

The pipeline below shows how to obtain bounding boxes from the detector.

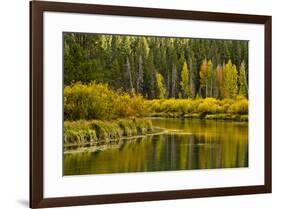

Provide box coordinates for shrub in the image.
[146,97,248,118]
[64,82,248,122]
[228,97,248,114]
[64,82,148,120]
[197,98,220,114]
[180,99,197,114]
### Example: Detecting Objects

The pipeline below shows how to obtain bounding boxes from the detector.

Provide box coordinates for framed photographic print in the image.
[30,0,272,208]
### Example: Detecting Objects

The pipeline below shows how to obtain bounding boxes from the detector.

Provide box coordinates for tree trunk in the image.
[126,56,134,92]
[171,64,177,98]
[136,55,144,93]
[167,69,170,98]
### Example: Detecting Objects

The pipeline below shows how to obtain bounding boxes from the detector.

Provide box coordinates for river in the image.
[64,118,248,175]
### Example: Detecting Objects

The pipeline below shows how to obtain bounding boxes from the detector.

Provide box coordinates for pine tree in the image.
[63,33,248,100]
[144,51,156,98]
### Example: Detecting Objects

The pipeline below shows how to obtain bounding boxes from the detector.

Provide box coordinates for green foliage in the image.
[117,119,137,137]
[155,73,166,99]
[90,120,123,141]
[180,61,190,98]
[64,119,154,145]
[134,118,153,134]
[205,114,248,121]
[64,33,248,100]
[64,120,98,144]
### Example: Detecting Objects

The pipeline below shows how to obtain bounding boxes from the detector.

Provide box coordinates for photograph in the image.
[29,1,272,207]
[63,33,249,176]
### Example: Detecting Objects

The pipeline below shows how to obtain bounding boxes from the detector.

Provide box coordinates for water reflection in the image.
[64,118,248,175]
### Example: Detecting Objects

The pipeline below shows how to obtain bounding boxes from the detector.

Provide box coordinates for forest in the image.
[63,33,249,147]
[63,33,249,176]
[64,33,248,100]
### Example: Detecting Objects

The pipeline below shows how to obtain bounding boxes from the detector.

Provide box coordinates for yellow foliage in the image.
[228,97,248,114]
[147,97,248,116]
[64,82,248,121]
[64,82,148,120]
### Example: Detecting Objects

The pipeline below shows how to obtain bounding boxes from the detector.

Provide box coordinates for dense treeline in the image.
[64,33,248,99]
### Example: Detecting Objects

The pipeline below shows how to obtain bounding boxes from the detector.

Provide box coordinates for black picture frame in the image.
[30,1,272,208]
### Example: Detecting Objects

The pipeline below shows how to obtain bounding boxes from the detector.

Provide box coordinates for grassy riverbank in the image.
[149,112,248,121]
[146,97,248,121]
[64,118,154,146]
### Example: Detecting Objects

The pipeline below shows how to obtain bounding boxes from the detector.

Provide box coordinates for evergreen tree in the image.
[63,33,248,100]
[144,51,156,98]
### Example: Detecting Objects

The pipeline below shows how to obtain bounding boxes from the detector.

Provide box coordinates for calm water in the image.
[64,118,248,175]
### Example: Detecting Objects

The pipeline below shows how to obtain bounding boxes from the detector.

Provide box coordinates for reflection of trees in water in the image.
[64,119,248,175]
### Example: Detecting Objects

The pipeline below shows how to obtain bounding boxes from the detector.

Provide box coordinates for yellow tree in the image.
[206,60,213,97]
[155,73,166,99]
[223,60,238,99]
[199,59,208,97]
[215,64,224,99]
[180,61,190,98]
[239,61,248,98]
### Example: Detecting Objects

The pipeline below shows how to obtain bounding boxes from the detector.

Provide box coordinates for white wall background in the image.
[0,0,279,208]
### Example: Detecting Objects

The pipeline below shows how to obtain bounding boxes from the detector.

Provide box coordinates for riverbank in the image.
[64,118,155,147]
[64,114,248,150]
[149,113,248,121]
[146,97,248,121]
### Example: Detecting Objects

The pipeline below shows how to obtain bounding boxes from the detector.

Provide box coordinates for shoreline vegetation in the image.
[64,82,248,121]
[64,82,248,147]
[64,118,155,147]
